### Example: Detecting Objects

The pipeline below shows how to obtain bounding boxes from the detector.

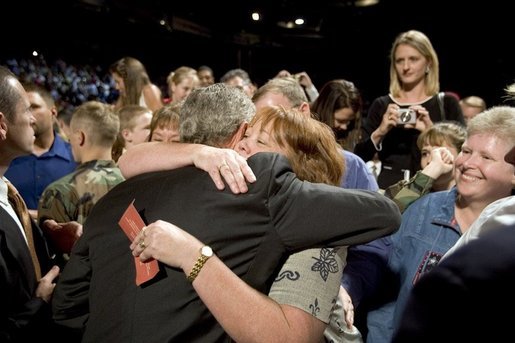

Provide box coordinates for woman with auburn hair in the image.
[236,105,344,186]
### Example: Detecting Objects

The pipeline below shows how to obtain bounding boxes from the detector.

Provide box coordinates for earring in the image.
[425,66,430,74]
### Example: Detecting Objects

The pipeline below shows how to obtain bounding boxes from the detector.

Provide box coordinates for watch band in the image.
[187,246,213,282]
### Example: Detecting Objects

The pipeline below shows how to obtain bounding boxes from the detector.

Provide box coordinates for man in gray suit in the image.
[53,84,401,342]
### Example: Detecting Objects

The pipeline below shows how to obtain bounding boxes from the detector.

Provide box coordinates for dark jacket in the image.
[0,208,55,342]
[354,94,463,189]
[53,152,401,343]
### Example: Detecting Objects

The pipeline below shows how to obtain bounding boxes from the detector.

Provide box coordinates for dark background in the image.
[2,0,514,108]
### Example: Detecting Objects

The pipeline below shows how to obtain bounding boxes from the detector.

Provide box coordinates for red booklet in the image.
[118,200,159,286]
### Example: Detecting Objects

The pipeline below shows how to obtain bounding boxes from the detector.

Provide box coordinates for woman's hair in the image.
[460,96,486,112]
[167,67,198,89]
[249,106,345,186]
[110,57,151,107]
[389,30,440,97]
[467,106,515,148]
[310,79,363,151]
[417,121,467,152]
[149,101,182,141]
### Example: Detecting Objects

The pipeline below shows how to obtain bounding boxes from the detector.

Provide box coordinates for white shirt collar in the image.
[0,177,9,207]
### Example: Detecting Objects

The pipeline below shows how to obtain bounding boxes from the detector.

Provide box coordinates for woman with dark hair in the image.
[311,79,363,152]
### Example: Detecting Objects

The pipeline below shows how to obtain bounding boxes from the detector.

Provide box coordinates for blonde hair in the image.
[167,66,198,88]
[467,106,515,148]
[249,106,345,185]
[460,96,486,111]
[389,30,440,97]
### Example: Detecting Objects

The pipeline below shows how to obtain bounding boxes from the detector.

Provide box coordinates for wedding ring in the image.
[141,227,147,237]
[218,162,229,171]
[139,240,146,249]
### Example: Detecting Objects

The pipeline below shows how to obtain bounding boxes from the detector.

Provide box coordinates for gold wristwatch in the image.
[187,246,213,282]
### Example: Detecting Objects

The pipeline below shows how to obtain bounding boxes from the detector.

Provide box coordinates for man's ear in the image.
[298,102,311,117]
[121,128,132,142]
[51,106,58,118]
[78,130,86,146]
[0,112,7,141]
[228,122,248,150]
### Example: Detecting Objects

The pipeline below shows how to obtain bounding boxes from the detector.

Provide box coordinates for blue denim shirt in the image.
[5,133,76,209]
[341,150,378,191]
[366,187,461,342]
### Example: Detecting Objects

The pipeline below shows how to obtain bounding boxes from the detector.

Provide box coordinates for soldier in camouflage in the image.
[37,101,124,255]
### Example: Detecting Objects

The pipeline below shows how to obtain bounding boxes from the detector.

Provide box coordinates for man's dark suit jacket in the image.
[0,207,54,342]
[53,152,401,343]
[392,221,515,343]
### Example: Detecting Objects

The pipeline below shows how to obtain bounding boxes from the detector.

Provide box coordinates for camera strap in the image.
[437,92,446,121]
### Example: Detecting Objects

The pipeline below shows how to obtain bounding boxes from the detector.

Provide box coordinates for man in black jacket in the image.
[53,84,401,342]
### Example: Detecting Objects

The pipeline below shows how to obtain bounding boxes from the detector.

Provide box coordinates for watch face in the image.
[201,246,213,257]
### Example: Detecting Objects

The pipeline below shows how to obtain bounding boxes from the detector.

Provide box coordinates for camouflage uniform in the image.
[38,160,124,225]
[383,171,434,213]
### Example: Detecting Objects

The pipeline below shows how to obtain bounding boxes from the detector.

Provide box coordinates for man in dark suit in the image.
[53,84,402,342]
[0,66,63,342]
[392,145,515,343]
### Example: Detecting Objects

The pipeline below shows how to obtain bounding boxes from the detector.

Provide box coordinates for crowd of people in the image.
[1,28,514,343]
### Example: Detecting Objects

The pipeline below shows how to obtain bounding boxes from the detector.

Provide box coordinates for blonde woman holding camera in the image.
[354,30,464,190]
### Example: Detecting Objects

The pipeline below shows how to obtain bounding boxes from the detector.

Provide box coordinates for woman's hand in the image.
[410,105,433,131]
[130,220,203,273]
[339,286,355,329]
[372,104,399,146]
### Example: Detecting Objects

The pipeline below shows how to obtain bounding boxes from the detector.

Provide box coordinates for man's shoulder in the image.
[440,221,515,281]
[51,133,75,160]
[112,169,186,189]
[104,167,204,198]
[341,149,378,191]
[342,150,366,166]
[77,160,125,183]
[404,188,454,214]
[43,173,74,192]
[5,154,34,169]
[247,152,292,173]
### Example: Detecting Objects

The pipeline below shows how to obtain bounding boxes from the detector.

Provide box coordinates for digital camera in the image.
[397,108,417,124]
